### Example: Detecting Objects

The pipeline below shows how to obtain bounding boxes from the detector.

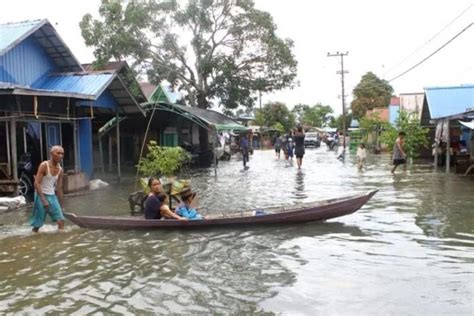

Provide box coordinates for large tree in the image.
[350,72,393,119]
[256,102,295,132]
[80,0,298,110]
[292,103,333,127]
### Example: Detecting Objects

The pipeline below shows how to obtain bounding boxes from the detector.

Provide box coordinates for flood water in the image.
[1,146,473,314]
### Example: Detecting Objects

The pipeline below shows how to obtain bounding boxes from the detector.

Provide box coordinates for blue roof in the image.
[425,85,474,119]
[32,72,116,97]
[0,20,45,55]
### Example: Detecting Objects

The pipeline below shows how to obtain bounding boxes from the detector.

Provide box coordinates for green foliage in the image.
[272,122,285,133]
[80,0,298,110]
[379,110,429,159]
[292,103,333,127]
[350,72,394,119]
[333,113,352,131]
[359,112,390,144]
[138,141,191,177]
[258,102,295,132]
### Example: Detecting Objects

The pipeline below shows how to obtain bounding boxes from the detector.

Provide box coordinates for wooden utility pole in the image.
[327,51,349,150]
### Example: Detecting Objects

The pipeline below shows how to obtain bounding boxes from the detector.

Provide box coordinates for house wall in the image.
[0,36,56,85]
[400,93,424,118]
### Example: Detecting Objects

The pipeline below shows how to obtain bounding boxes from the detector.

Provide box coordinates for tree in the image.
[291,103,333,127]
[380,110,429,159]
[351,72,393,119]
[258,102,295,132]
[80,0,298,110]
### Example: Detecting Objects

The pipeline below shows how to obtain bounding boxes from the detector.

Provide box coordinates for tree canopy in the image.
[350,72,393,119]
[292,103,334,127]
[80,0,298,110]
[255,102,295,132]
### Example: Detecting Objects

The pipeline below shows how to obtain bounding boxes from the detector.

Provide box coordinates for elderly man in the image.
[30,145,65,232]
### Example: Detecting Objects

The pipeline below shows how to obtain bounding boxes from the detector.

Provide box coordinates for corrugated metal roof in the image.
[32,72,116,96]
[425,85,474,119]
[0,19,44,55]
[0,19,82,72]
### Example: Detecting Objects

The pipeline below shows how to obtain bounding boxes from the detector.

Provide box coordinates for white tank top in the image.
[41,162,61,195]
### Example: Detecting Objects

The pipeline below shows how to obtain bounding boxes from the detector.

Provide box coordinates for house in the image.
[421,84,474,172]
[0,19,145,194]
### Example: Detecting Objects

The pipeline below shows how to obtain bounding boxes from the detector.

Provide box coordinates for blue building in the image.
[0,19,145,194]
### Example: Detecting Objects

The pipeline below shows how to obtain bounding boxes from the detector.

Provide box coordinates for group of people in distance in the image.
[273,125,306,169]
[144,177,203,221]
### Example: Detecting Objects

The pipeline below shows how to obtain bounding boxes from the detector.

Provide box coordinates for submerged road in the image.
[1,146,473,314]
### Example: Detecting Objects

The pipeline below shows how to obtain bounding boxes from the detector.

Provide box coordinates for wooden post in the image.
[6,121,11,176]
[23,126,27,153]
[99,136,105,173]
[108,134,113,172]
[434,141,438,169]
[116,113,121,183]
[446,120,450,173]
[73,121,78,171]
[10,119,18,182]
[213,128,217,176]
[39,122,44,161]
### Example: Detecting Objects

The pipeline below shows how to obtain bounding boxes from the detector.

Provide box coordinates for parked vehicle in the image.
[304,132,321,148]
[17,152,34,197]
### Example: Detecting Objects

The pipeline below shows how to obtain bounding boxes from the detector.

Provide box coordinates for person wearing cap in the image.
[175,188,203,220]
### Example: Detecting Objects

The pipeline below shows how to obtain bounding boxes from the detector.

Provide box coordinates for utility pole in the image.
[327,51,349,151]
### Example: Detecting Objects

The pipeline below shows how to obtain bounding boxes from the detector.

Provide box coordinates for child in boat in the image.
[157,193,186,220]
[176,188,204,220]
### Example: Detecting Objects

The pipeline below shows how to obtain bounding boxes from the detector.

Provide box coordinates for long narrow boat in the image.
[64,190,377,230]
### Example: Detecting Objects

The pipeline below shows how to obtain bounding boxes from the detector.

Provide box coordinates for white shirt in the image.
[357,148,367,159]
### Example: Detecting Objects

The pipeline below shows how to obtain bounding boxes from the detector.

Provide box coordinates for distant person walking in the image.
[293,125,305,169]
[241,134,250,169]
[287,137,295,164]
[274,133,283,159]
[391,131,407,174]
[357,143,367,171]
[30,145,65,233]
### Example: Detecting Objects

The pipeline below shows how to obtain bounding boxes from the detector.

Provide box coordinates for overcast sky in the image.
[1,0,473,114]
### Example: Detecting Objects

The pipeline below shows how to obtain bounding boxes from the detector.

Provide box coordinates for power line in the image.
[388,22,473,82]
[384,3,473,77]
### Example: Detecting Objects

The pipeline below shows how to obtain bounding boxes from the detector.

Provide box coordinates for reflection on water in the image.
[1,148,473,314]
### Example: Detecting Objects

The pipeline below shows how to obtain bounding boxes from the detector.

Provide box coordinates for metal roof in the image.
[424,85,474,119]
[32,72,116,97]
[141,101,247,131]
[0,19,83,72]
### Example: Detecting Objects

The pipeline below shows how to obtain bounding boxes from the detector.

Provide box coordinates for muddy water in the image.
[1,147,473,314]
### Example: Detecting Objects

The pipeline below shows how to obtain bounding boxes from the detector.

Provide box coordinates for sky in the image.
[1,0,473,115]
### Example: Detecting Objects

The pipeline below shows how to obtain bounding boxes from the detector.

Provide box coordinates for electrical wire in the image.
[388,22,473,82]
[383,3,473,77]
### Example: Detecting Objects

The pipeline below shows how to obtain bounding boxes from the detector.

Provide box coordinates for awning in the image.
[459,120,474,130]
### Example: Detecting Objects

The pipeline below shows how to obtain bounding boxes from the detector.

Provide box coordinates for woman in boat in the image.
[157,193,187,220]
[144,177,163,219]
[175,188,204,220]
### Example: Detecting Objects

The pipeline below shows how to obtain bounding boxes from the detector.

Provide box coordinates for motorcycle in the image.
[17,152,35,197]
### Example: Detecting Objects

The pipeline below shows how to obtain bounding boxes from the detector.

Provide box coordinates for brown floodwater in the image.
[1,146,473,314]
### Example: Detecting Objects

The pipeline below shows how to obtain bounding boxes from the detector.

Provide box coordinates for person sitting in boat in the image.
[144,177,163,219]
[157,193,187,220]
[175,188,204,220]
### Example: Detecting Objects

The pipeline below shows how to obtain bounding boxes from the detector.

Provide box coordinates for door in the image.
[45,123,61,150]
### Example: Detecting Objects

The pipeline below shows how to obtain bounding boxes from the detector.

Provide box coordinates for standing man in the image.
[30,145,65,232]
[293,125,305,169]
[241,133,250,169]
[391,131,407,174]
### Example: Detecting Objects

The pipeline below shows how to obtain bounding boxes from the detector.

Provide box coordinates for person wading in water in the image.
[30,145,65,232]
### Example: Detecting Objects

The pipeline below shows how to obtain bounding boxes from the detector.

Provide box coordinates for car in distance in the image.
[304,132,321,148]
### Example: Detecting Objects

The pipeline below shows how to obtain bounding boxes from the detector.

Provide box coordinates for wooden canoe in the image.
[64,190,377,230]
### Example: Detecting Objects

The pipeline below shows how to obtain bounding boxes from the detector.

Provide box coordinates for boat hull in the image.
[64,190,377,230]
